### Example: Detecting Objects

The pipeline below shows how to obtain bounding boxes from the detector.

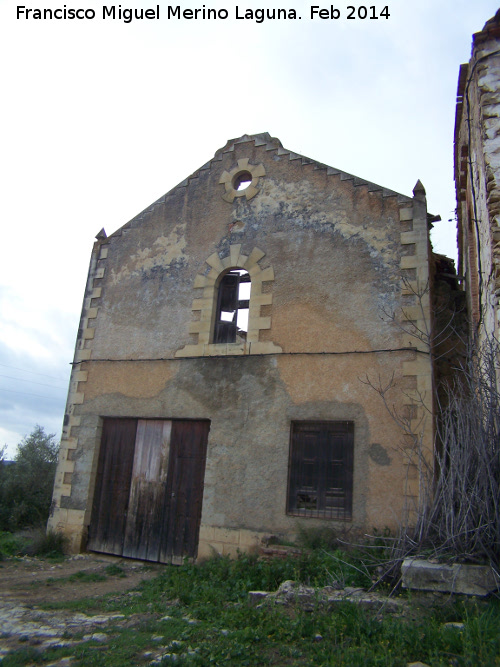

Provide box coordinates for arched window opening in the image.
[214,270,251,343]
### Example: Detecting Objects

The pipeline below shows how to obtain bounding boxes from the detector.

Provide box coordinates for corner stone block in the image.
[206,253,225,273]
[213,526,239,545]
[75,349,92,362]
[229,244,242,265]
[199,525,216,541]
[400,256,418,270]
[175,344,205,358]
[237,158,250,170]
[238,530,262,548]
[259,267,275,282]
[226,344,247,355]
[194,274,209,288]
[402,559,499,596]
[399,207,413,222]
[244,247,266,270]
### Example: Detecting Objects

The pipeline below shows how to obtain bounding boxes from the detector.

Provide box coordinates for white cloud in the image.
[0,0,499,442]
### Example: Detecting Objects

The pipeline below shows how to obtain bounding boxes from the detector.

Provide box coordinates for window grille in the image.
[287,421,354,519]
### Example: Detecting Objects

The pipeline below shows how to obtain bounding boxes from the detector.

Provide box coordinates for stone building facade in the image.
[48,133,435,562]
[455,11,500,342]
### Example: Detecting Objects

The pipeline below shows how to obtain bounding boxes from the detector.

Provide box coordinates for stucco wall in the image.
[455,16,500,342]
[48,134,434,556]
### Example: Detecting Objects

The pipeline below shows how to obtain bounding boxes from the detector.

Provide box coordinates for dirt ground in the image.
[0,552,163,605]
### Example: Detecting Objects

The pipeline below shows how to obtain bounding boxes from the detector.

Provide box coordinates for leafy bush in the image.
[0,426,59,531]
[0,531,24,559]
[30,529,67,558]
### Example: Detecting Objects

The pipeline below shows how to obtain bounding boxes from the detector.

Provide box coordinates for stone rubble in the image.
[0,600,124,659]
[248,579,403,613]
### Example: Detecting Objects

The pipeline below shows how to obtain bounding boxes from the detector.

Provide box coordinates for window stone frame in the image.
[175,244,282,357]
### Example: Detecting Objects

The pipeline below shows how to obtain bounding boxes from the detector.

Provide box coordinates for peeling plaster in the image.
[110,225,187,285]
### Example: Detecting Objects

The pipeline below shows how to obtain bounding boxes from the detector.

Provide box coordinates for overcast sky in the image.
[0,0,498,457]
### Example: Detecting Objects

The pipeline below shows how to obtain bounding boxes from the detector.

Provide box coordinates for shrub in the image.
[0,426,59,531]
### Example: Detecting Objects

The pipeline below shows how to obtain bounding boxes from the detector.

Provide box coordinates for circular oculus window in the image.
[219,159,266,202]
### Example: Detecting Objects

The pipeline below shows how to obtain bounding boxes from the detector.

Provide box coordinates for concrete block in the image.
[226,344,246,355]
[260,267,275,282]
[75,349,92,362]
[244,247,265,269]
[251,293,273,306]
[82,328,95,340]
[193,274,208,288]
[205,344,227,356]
[402,559,499,596]
[175,344,204,358]
[404,477,420,497]
[213,527,239,545]
[206,253,224,272]
[401,231,419,244]
[65,437,79,449]
[191,298,213,310]
[238,529,261,548]
[230,244,242,265]
[400,256,418,269]
[248,264,263,277]
[236,254,248,267]
[255,316,271,330]
[199,524,215,541]
[399,207,413,222]
[189,320,210,334]
[236,158,250,170]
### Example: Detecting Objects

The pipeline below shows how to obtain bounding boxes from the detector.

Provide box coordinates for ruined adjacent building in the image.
[455,11,500,342]
[48,133,436,562]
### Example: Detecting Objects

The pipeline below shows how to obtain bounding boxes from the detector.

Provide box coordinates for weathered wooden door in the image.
[160,420,210,564]
[122,420,172,561]
[88,418,209,563]
[87,418,137,556]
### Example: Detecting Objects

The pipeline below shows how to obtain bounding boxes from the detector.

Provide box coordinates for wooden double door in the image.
[88,418,210,563]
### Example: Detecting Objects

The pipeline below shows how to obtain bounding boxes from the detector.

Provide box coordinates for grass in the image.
[2,550,499,666]
[0,527,66,560]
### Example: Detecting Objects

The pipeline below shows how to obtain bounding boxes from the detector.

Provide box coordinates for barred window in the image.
[287,421,354,519]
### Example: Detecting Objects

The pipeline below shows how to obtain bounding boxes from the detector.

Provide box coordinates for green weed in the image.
[4,552,500,666]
